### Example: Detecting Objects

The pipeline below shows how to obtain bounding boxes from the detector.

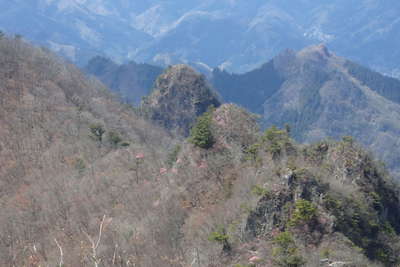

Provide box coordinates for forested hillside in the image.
[0,36,176,266]
[1,37,400,266]
[213,45,400,180]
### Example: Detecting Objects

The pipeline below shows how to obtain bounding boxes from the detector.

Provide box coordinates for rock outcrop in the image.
[141,64,221,136]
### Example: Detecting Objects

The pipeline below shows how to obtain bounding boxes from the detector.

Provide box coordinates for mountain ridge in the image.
[85,56,163,105]
[2,0,400,75]
[213,44,400,180]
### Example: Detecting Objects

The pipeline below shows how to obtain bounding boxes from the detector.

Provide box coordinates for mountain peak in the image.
[155,64,201,88]
[141,64,221,136]
[165,64,195,74]
[298,43,332,61]
[312,44,330,56]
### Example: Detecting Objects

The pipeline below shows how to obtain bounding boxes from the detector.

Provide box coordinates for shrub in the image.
[208,226,231,252]
[263,126,287,143]
[120,141,130,147]
[189,110,214,149]
[342,136,354,145]
[166,144,181,167]
[321,248,330,258]
[262,126,291,158]
[251,185,269,197]
[302,141,330,163]
[274,231,295,249]
[244,143,261,161]
[89,123,106,143]
[108,130,123,147]
[74,158,86,174]
[273,231,305,266]
[289,199,317,227]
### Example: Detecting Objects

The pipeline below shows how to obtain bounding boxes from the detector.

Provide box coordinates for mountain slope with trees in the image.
[212,44,400,180]
[1,36,400,267]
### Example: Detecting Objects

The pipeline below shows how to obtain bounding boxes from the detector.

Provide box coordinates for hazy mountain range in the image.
[85,56,163,105]
[2,0,400,75]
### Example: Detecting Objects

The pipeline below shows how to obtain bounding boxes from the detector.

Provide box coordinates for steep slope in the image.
[213,44,400,179]
[1,38,400,266]
[169,105,400,267]
[141,64,221,136]
[85,56,163,105]
[0,36,180,266]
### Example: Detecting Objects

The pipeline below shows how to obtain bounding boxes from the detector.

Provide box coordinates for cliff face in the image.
[141,64,221,136]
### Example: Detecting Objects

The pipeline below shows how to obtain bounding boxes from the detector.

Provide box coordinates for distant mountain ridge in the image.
[213,44,400,179]
[1,0,400,74]
[85,56,163,105]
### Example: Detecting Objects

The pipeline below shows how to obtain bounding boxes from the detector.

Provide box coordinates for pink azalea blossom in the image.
[198,161,207,169]
[153,200,160,207]
[171,168,178,174]
[136,153,144,159]
[271,228,280,237]
[249,256,261,263]
[159,168,168,175]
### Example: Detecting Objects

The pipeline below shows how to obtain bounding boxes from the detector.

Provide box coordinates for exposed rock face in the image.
[246,171,327,237]
[241,139,400,266]
[141,64,221,136]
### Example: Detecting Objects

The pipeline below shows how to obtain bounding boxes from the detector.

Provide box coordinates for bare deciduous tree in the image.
[83,215,111,267]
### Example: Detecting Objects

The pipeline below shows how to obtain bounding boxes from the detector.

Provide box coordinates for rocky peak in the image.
[297,43,332,63]
[141,64,221,136]
[211,104,259,148]
[307,44,330,56]
[272,45,334,77]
